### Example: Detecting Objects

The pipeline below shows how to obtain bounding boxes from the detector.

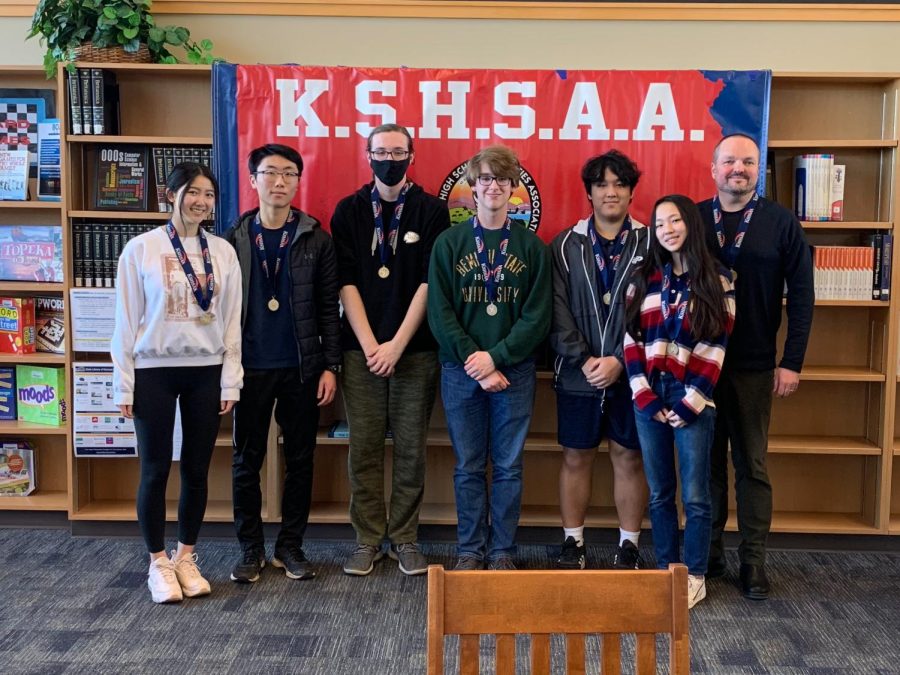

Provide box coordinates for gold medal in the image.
[602,291,611,305]
[268,297,280,312]
[486,303,498,316]
[666,342,679,356]
[730,268,738,284]
[378,265,390,279]
[198,312,215,325]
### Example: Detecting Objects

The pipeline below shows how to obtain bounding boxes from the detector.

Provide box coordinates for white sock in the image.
[563,527,584,545]
[620,529,640,547]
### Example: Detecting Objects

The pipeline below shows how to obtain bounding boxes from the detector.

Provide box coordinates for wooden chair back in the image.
[426,563,689,675]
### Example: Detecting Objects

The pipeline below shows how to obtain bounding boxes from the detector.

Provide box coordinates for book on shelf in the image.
[793,154,831,222]
[0,225,64,283]
[93,145,149,211]
[881,233,893,301]
[37,119,61,201]
[0,366,15,420]
[152,147,168,212]
[74,221,157,289]
[89,68,120,136]
[0,148,29,200]
[0,297,35,354]
[35,295,64,355]
[150,145,214,214]
[0,440,35,496]
[78,68,92,136]
[829,164,845,222]
[16,364,66,426]
[812,244,882,301]
[67,70,82,135]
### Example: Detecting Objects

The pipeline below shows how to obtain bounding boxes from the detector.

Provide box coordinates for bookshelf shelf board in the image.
[0,282,64,294]
[69,210,171,221]
[66,135,212,145]
[0,201,61,210]
[800,366,885,382]
[0,353,66,365]
[313,429,580,453]
[0,420,67,435]
[801,221,892,230]
[890,515,900,534]
[812,299,888,307]
[767,139,898,149]
[215,430,231,447]
[70,498,231,522]
[0,491,68,511]
[726,509,876,535]
[773,73,900,84]
[767,435,880,455]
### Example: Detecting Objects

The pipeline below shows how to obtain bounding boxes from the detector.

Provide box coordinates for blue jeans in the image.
[633,373,715,576]
[442,360,536,561]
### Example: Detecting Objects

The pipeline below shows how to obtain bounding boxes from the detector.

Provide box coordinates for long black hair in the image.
[625,194,729,342]
[166,162,218,222]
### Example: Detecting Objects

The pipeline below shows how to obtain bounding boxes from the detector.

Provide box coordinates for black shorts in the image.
[556,385,640,451]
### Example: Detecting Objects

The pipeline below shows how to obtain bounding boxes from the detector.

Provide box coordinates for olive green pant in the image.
[342,350,439,546]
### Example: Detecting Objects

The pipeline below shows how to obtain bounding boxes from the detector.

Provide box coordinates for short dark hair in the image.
[581,150,641,195]
[247,144,304,177]
[712,133,760,162]
[166,162,219,219]
[366,123,414,153]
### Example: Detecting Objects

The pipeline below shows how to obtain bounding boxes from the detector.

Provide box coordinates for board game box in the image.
[16,364,66,426]
[0,225,64,282]
[0,297,35,354]
[0,440,35,496]
[35,295,64,354]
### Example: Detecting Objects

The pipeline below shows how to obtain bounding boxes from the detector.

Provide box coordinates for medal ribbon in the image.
[588,215,632,296]
[712,192,758,268]
[370,181,412,266]
[249,211,295,303]
[473,216,511,307]
[165,221,215,312]
[660,264,691,347]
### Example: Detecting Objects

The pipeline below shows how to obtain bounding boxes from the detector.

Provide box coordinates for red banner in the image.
[214,66,770,241]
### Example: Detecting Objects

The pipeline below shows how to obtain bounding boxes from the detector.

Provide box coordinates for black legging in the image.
[133,365,222,553]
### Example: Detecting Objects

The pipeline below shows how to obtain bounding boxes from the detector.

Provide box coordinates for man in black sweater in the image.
[699,134,814,601]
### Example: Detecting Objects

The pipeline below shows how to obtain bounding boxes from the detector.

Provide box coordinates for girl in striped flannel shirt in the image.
[623,194,735,609]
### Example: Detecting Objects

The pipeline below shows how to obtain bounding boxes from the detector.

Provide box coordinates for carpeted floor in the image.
[0,528,897,674]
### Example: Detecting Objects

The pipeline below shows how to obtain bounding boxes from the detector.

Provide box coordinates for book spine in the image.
[793,155,808,221]
[78,68,93,136]
[90,68,105,135]
[173,146,185,170]
[101,223,113,288]
[92,222,104,288]
[830,164,845,222]
[881,233,893,301]
[110,224,124,286]
[872,234,883,300]
[73,222,84,288]
[152,147,169,213]
[68,70,82,136]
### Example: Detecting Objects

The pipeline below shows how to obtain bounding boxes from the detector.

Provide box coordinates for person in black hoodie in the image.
[224,144,341,584]
[550,151,650,571]
[331,124,450,577]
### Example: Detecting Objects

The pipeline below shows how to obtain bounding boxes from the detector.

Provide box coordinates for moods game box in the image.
[16,365,66,426]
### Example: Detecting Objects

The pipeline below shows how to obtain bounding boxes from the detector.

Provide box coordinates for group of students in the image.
[110,127,814,610]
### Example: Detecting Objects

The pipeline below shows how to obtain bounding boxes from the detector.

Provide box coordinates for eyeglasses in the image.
[255,169,300,181]
[477,174,512,187]
[368,149,411,160]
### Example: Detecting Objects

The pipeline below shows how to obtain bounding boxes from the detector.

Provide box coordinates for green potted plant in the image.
[28,0,219,79]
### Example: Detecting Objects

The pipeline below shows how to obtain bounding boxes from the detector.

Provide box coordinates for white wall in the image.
[2,14,900,72]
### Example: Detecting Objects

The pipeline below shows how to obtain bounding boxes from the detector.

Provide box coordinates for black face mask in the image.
[370,158,410,187]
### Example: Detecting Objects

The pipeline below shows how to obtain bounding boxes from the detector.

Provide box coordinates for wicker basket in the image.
[73,42,152,64]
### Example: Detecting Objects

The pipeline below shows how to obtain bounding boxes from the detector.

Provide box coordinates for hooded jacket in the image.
[550,217,650,396]
[223,207,341,381]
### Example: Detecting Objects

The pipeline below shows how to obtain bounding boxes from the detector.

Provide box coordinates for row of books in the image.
[812,236,892,301]
[72,222,158,288]
[151,146,215,213]
[0,296,65,356]
[67,67,119,136]
[793,154,845,222]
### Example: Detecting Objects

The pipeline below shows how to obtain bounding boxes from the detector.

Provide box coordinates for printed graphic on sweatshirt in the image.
[454,246,528,306]
[439,162,542,233]
[161,253,213,321]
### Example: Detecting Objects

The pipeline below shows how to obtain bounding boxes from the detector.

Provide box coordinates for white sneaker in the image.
[171,551,211,598]
[688,574,706,609]
[148,557,183,604]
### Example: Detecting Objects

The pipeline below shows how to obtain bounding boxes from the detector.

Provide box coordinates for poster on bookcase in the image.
[212,65,771,241]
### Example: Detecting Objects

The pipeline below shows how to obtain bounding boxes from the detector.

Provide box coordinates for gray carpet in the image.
[0,529,897,674]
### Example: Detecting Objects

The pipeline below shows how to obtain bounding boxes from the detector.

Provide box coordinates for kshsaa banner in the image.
[212,65,770,241]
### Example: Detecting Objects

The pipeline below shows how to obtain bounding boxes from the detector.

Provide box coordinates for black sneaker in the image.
[230,548,265,583]
[556,536,586,570]
[272,546,316,580]
[613,540,642,569]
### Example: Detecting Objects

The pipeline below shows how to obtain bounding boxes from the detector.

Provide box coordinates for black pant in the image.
[709,368,774,566]
[232,368,320,552]
[134,365,223,554]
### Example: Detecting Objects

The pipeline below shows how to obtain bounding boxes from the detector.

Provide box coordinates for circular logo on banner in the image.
[438,162,542,233]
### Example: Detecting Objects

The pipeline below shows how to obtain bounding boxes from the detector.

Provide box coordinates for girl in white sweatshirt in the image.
[111,163,243,604]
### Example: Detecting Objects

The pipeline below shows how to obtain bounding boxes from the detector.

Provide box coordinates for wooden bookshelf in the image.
[0,201,62,210]
[66,135,212,145]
